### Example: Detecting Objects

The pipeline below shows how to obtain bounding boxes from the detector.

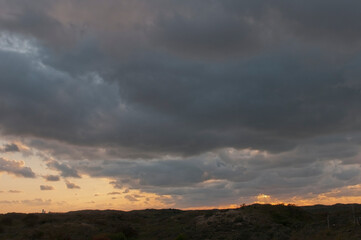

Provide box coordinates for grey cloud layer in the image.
[0,0,361,155]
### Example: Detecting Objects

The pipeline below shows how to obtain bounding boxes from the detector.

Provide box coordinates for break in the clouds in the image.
[0,0,361,209]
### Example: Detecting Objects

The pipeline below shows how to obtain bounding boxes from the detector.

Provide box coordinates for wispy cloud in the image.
[8,190,21,193]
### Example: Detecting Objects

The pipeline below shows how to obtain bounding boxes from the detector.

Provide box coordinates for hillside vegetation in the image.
[1,204,361,240]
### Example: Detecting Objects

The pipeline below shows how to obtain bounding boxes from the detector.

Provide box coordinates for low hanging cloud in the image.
[0,157,35,178]
[40,185,54,191]
[65,181,80,189]
[107,192,121,195]
[43,175,60,181]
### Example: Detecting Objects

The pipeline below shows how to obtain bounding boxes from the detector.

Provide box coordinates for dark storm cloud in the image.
[218,0,361,48]
[0,157,35,178]
[0,44,120,146]
[0,0,361,156]
[1,0,361,207]
[273,0,361,45]
[0,3,70,47]
[152,3,268,58]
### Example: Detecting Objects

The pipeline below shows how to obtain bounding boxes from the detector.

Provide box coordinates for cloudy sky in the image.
[1,0,361,213]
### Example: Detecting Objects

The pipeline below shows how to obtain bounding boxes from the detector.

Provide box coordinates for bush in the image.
[175,233,187,240]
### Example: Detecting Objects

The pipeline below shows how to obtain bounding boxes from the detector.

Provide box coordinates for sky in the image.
[1,0,361,213]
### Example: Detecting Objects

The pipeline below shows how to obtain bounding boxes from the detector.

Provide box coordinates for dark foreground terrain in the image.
[1,204,361,240]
